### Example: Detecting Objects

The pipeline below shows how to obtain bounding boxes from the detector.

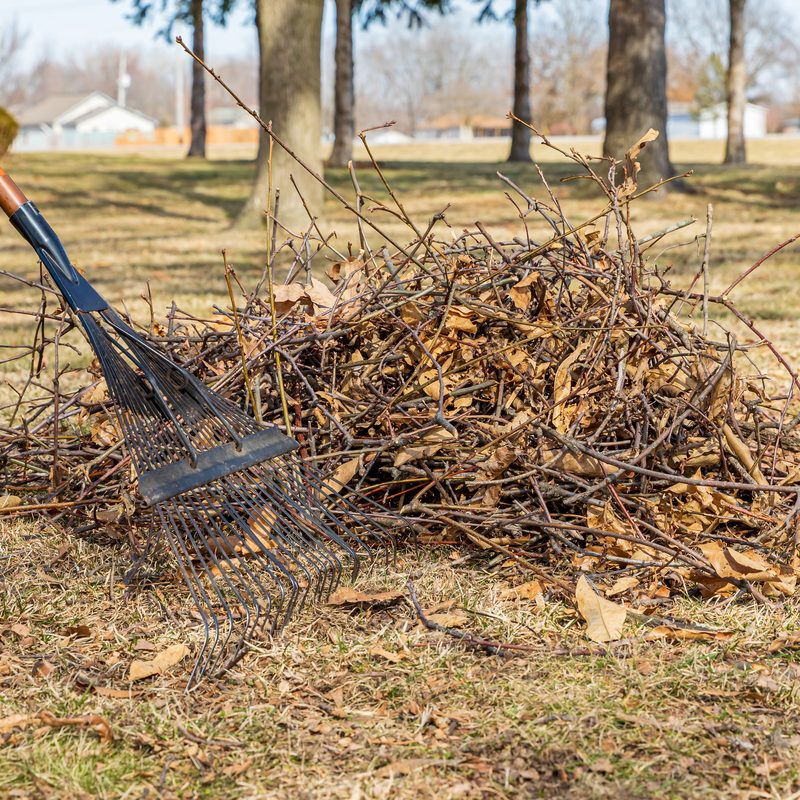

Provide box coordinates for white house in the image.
[14,91,157,151]
[593,101,770,140]
[697,102,768,139]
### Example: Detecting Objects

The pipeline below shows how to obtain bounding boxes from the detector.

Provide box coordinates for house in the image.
[416,113,511,141]
[592,101,769,140]
[14,91,157,151]
[697,102,768,139]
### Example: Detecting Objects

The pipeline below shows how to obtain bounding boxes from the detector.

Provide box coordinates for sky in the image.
[4,0,262,68]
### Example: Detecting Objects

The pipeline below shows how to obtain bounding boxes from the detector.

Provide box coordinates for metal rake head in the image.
[80,310,394,687]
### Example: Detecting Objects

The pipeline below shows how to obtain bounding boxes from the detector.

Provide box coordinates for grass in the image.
[3,519,800,799]
[2,142,800,798]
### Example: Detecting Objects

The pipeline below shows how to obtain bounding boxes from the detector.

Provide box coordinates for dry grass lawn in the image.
[2,141,800,799]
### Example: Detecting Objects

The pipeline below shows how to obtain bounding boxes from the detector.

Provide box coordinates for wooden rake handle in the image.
[0,166,28,218]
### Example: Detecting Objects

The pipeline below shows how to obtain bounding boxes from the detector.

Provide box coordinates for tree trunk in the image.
[724,0,747,164]
[329,0,355,167]
[508,0,532,162]
[187,0,206,159]
[603,0,675,189]
[238,0,324,230]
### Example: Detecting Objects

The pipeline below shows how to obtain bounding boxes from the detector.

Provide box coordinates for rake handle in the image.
[0,166,107,312]
[0,167,27,217]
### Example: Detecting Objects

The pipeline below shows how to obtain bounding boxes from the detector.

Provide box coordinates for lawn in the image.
[2,140,800,799]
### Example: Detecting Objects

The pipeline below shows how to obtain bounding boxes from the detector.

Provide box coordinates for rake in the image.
[0,167,394,687]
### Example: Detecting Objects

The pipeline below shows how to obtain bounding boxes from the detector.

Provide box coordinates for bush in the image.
[0,108,19,157]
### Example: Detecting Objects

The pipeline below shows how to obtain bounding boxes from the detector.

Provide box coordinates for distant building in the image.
[14,91,157,151]
[592,101,769,140]
[696,102,768,139]
[416,113,511,141]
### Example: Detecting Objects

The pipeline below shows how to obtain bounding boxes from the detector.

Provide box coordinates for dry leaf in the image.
[129,643,189,682]
[426,609,469,628]
[645,625,732,642]
[368,645,406,663]
[0,495,21,510]
[0,714,31,734]
[606,576,640,597]
[271,283,307,315]
[576,575,627,643]
[322,457,360,496]
[499,580,543,601]
[552,342,590,434]
[327,587,404,608]
[305,278,338,314]
[39,711,113,744]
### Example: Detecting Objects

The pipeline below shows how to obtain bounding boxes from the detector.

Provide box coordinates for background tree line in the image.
[3,0,800,223]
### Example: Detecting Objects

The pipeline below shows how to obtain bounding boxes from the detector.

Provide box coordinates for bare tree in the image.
[330,0,355,166]
[0,21,29,108]
[724,0,747,163]
[187,0,207,158]
[355,16,509,134]
[508,0,532,161]
[239,0,324,229]
[603,0,675,190]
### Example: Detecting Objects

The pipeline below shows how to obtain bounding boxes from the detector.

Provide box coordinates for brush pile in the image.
[3,134,800,606]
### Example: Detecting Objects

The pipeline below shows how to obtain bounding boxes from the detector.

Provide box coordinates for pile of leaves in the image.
[3,130,800,622]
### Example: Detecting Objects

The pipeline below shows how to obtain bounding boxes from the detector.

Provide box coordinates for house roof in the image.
[17,92,110,127]
[421,113,510,130]
[17,91,155,128]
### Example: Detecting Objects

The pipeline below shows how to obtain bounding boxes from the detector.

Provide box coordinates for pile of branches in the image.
[3,131,800,604]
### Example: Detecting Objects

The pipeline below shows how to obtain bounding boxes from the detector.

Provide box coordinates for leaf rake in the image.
[0,168,394,687]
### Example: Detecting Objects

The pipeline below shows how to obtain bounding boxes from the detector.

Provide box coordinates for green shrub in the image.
[0,108,19,157]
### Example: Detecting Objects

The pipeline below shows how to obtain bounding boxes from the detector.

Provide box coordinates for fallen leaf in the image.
[39,711,113,744]
[223,758,255,778]
[94,686,143,699]
[768,632,800,653]
[129,643,189,682]
[576,575,626,643]
[33,660,56,678]
[499,580,543,601]
[368,645,406,663]
[327,587,404,608]
[606,576,640,597]
[64,624,92,639]
[426,609,469,628]
[0,495,21,510]
[0,714,31,734]
[322,457,360,496]
[645,625,733,642]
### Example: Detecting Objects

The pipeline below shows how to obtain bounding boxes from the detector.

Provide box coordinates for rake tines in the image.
[83,310,395,687]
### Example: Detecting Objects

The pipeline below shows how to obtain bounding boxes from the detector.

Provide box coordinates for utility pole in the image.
[117,51,131,107]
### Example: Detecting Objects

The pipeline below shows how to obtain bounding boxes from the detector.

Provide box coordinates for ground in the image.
[2,139,800,799]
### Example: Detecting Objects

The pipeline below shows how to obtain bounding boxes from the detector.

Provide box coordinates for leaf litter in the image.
[1,128,800,654]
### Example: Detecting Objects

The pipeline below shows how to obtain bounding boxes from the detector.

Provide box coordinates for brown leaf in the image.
[368,644,406,663]
[271,283,307,315]
[499,580,543,601]
[38,711,113,744]
[426,609,469,628]
[305,278,338,314]
[94,686,144,699]
[552,342,590,434]
[645,625,733,642]
[322,457,360,496]
[606,576,640,597]
[129,643,189,682]
[576,575,627,643]
[0,495,21,510]
[0,714,31,734]
[64,624,92,639]
[327,587,404,608]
